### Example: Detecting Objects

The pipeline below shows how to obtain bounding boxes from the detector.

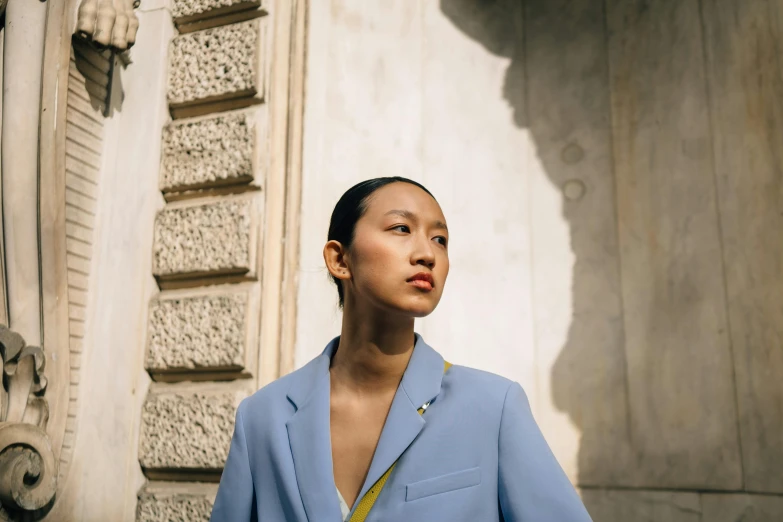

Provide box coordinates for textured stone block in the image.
[139,387,246,470]
[152,197,257,280]
[137,485,217,522]
[146,289,249,373]
[171,0,262,24]
[168,19,265,108]
[160,109,266,193]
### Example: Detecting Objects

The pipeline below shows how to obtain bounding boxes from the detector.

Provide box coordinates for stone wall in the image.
[136,0,271,516]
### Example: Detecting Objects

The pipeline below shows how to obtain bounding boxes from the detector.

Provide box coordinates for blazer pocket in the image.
[405,467,481,502]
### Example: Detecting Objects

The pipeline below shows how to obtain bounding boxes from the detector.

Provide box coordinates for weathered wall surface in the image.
[297,1,783,520]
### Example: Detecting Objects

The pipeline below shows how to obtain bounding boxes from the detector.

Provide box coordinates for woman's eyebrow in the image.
[384,209,416,221]
[384,209,448,232]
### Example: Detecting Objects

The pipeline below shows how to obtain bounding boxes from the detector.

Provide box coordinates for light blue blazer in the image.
[210,334,592,521]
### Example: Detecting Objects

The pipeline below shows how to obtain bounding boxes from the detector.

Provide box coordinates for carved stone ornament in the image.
[75,0,141,52]
[0,325,56,520]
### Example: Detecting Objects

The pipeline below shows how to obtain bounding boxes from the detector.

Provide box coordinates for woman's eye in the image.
[434,236,448,246]
[392,225,410,233]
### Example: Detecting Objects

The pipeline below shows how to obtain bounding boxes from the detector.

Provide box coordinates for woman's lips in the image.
[407,272,434,291]
[408,279,433,291]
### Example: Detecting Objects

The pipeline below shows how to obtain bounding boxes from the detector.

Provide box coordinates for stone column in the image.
[0,1,59,519]
[2,0,48,347]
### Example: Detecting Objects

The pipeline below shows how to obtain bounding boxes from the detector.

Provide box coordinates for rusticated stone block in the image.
[152,197,257,280]
[160,109,265,193]
[172,0,262,24]
[146,290,249,373]
[168,19,265,108]
[137,486,216,522]
[139,387,246,470]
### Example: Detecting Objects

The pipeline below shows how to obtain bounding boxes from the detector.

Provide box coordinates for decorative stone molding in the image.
[60,40,110,485]
[0,326,57,518]
[167,19,266,115]
[138,385,247,476]
[70,39,113,112]
[172,0,263,25]
[136,483,217,522]
[160,108,267,194]
[75,0,140,52]
[152,195,259,285]
[146,285,259,377]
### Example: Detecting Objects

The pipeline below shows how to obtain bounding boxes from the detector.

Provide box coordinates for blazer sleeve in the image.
[497,382,593,521]
[210,403,258,522]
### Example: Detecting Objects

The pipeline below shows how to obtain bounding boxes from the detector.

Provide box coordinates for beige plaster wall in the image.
[297,0,569,465]
[51,5,174,520]
[297,1,783,520]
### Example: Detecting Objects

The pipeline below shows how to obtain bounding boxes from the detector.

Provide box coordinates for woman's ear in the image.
[323,240,351,281]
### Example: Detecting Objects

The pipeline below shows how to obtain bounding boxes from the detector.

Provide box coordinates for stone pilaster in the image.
[137,0,285,518]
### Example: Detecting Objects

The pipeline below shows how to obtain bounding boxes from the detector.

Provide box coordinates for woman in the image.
[210,177,592,521]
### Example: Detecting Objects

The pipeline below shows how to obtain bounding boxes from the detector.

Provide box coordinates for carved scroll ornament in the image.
[0,326,56,520]
[75,0,140,52]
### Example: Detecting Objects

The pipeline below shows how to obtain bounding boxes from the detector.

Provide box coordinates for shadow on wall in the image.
[72,37,125,118]
[440,0,632,513]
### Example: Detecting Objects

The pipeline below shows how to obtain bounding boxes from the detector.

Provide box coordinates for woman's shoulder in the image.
[443,363,522,405]
[238,355,324,417]
[437,364,532,437]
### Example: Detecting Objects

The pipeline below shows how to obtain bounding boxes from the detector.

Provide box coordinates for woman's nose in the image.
[412,236,436,268]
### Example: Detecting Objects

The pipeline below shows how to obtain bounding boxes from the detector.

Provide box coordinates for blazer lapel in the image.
[286,337,343,521]
[353,334,446,505]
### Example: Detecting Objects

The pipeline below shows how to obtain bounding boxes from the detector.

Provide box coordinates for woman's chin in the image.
[395,296,440,318]
[353,291,441,319]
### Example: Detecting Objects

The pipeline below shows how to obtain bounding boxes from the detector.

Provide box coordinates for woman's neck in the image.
[330,306,416,395]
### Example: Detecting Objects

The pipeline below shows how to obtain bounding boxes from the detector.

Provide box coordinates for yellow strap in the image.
[349,361,452,521]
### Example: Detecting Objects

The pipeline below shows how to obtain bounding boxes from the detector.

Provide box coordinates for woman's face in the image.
[336,182,450,317]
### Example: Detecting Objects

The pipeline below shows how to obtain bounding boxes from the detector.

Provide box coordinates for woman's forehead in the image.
[363,183,446,223]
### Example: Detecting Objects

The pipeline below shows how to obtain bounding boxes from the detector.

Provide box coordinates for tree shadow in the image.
[440,0,632,516]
